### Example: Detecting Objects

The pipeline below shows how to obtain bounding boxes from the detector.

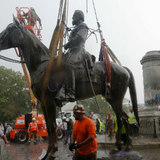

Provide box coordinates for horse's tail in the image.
[124,67,140,126]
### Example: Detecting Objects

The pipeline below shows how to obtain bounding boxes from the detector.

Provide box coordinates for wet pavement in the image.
[0,135,159,160]
[0,138,48,160]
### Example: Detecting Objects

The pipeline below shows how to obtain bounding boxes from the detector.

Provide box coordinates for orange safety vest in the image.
[29,122,37,132]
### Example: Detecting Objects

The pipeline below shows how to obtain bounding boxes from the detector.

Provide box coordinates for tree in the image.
[77,95,130,120]
[0,66,31,123]
[77,95,115,120]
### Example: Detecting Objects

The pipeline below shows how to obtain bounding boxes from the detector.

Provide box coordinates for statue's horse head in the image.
[0,15,51,74]
[0,16,27,51]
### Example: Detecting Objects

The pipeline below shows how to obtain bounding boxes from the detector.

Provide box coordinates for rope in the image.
[62,21,99,43]
[0,55,26,63]
[57,0,64,25]
[92,0,99,23]
[86,0,88,13]
[91,0,110,155]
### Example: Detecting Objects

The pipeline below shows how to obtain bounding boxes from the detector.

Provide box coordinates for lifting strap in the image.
[41,0,67,102]
[99,39,111,86]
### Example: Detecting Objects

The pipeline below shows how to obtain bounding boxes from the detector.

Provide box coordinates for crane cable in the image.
[91,0,121,66]
[91,0,109,155]
[91,1,130,157]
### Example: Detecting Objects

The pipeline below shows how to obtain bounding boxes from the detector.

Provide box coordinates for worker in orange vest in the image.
[28,117,38,144]
[69,104,97,160]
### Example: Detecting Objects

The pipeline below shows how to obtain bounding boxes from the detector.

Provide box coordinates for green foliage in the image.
[77,95,130,120]
[0,66,32,124]
[77,95,115,120]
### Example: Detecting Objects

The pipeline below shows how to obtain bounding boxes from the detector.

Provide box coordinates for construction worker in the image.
[89,111,98,130]
[61,117,67,143]
[28,117,38,144]
[63,117,73,145]
[128,109,137,138]
[23,8,42,27]
[69,104,97,160]
[113,115,126,150]
[0,129,10,146]
[106,112,114,138]
[96,118,102,134]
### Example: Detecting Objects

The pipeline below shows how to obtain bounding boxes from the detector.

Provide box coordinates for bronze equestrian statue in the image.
[0,12,139,160]
[57,10,94,102]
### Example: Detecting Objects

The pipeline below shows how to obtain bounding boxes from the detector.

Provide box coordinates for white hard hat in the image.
[32,118,36,120]
[69,116,73,120]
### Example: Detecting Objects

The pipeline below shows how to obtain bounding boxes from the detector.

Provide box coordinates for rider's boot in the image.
[65,69,75,101]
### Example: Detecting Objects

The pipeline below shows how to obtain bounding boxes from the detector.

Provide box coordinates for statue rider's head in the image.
[72,10,84,26]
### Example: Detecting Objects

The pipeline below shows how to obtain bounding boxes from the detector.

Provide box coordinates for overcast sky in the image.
[1,0,160,104]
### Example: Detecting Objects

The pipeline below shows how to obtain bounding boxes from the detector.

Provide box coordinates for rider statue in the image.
[63,10,94,101]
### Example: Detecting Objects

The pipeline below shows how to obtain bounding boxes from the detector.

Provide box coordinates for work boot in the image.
[65,66,75,102]
[27,141,30,145]
[34,141,37,145]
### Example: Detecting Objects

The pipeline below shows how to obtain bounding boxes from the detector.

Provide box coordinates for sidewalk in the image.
[96,134,160,149]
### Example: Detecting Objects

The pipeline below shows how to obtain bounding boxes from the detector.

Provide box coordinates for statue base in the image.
[138,106,160,135]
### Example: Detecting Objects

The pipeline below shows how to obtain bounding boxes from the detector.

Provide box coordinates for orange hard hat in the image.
[73,104,85,113]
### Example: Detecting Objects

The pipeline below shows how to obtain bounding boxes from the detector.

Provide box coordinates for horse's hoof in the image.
[109,148,119,154]
[123,146,131,152]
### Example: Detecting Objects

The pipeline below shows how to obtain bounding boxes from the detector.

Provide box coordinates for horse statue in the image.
[0,17,139,160]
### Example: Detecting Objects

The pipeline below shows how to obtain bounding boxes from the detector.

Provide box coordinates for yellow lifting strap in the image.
[41,0,66,102]
[57,1,66,68]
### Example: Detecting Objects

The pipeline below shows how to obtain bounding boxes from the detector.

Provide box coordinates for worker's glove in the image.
[69,143,74,151]
[69,143,80,151]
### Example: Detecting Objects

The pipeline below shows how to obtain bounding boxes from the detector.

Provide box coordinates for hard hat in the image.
[32,118,36,121]
[69,117,73,120]
[73,104,85,113]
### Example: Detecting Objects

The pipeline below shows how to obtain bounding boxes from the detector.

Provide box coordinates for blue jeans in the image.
[66,129,72,144]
